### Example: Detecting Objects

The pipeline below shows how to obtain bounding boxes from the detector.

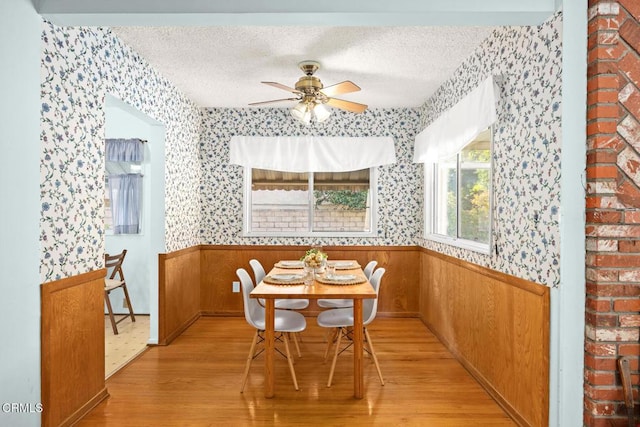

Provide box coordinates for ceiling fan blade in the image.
[262,81,302,94]
[320,81,361,97]
[325,98,368,114]
[249,98,299,106]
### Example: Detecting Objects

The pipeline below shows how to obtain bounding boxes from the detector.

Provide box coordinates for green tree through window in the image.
[432,128,492,249]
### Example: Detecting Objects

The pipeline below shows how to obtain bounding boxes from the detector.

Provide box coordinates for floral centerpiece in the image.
[301,247,328,274]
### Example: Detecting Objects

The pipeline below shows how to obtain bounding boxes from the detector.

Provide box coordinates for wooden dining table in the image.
[250,261,376,399]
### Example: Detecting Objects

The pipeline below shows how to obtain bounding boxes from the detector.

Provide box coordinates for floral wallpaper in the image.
[40,22,201,282]
[199,108,422,246]
[39,11,561,287]
[416,12,562,287]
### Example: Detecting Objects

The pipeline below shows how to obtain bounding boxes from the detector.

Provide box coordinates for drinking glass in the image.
[325,264,335,279]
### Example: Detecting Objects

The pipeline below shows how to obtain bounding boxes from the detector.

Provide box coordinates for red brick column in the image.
[585,1,640,426]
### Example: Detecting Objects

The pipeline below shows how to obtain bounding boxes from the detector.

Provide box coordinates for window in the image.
[244,167,376,237]
[426,128,492,253]
[104,138,145,235]
[105,162,144,235]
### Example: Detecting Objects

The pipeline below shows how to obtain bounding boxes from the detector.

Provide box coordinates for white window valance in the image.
[229,136,396,172]
[413,76,499,163]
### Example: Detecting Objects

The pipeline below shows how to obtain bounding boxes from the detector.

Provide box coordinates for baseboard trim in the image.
[159,312,200,345]
[421,317,529,427]
[58,387,109,427]
[200,311,244,317]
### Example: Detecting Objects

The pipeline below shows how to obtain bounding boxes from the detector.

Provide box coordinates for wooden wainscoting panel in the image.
[199,245,420,317]
[41,269,108,427]
[420,249,549,427]
[200,246,252,316]
[158,247,201,345]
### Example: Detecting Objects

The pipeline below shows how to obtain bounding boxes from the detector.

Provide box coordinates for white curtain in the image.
[229,136,396,172]
[108,174,143,234]
[105,138,144,234]
[413,76,499,163]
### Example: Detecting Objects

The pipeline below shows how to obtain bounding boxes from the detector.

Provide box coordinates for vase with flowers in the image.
[301,247,328,279]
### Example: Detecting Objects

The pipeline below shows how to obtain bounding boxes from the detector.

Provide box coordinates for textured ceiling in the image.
[111,26,496,109]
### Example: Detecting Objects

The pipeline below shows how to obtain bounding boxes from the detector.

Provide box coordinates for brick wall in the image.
[252,206,367,232]
[585,1,640,425]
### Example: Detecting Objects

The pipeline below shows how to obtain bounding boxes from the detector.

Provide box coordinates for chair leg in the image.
[121,284,136,322]
[291,333,302,358]
[104,291,118,335]
[327,327,343,387]
[282,333,299,391]
[323,328,338,362]
[240,331,259,393]
[364,328,384,386]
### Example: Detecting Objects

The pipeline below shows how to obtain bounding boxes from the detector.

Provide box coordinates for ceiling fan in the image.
[249,60,368,124]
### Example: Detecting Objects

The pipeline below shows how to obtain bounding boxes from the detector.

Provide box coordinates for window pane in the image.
[427,127,492,252]
[247,168,375,235]
[434,155,457,238]
[251,169,309,232]
[459,141,491,243]
[312,170,371,232]
[105,161,144,235]
[313,189,371,232]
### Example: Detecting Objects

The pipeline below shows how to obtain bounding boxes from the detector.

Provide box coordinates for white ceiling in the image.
[38,0,557,110]
[111,26,496,109]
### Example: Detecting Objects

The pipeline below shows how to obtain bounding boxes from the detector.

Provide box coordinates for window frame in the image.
[424,128,494,254]
[242,167,378,238]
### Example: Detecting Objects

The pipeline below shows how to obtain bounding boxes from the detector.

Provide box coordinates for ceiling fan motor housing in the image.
[295,60,326,103]
[295,75,323,94]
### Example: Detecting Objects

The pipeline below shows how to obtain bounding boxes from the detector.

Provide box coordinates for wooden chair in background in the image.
[104,249,136,335]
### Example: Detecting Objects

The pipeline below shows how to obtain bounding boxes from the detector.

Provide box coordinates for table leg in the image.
[265,299,275,398]
[353,299,364,399]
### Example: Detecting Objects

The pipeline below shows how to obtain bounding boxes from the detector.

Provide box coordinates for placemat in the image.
[263,273,306,285]
[316,274,366,286]
[328,261,361,270]
[274,260,305,269]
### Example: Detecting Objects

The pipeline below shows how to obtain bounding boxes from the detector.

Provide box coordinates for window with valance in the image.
[230,136,395,236]
[413,76,498,253]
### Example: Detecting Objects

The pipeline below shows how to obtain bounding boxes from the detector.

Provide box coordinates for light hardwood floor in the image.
[79,317,516,426]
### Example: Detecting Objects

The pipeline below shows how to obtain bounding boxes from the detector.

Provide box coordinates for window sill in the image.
[425,233,491,255]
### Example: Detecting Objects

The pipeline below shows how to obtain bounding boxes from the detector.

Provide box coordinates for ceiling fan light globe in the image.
[290,102,307,121]
[302,110,312,124]
[313,104,331,123]
[291,102,312,125]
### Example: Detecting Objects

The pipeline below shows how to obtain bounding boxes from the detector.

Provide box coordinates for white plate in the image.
[333,262,354,267]
[327,274,356,281]
[271,274,304,281]
[280,261,303,266]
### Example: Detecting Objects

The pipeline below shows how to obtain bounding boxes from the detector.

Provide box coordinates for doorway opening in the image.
[104,94,165,377]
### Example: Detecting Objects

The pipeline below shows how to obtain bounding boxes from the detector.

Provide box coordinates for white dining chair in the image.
[317,260,377,309]
[316,267,386,387]
[237,268,307,392]
[249,259,309,310]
